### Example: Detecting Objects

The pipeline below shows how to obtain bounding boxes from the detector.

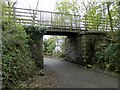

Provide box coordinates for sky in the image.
[12,0,58,11]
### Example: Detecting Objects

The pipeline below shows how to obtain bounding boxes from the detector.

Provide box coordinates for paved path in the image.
[44,57,118,88]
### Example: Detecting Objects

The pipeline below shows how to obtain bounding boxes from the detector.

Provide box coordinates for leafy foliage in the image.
[44,37,56,55]
[55,0,80,27]
[83,3,103,30]
[25,25,47,41]
[43,36,65,57]
[55,0,80,15]
[2,4,36,88]
[2,24,36,88]
[95,31,120,72]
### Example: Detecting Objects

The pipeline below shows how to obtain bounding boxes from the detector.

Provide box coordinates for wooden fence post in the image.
[85,15,87,30]
[70,15,72,31]
[61,14,63,31]
[13,7,16,23]
[32,10,35,25]
[79,15,81,31]
[51,12,52,31]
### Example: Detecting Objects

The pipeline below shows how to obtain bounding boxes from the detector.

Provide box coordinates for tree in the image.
[44,36,65,57]
[55,0,80,15]
[55,0,80,28]
[106,2,114,40]
[44,37,56,55]
[82,2,106,30]
[82,2,119,32]
[2,2,36,88]
[53,36,65,57]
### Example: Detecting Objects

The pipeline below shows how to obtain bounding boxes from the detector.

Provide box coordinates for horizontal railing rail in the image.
[3,7,119,32]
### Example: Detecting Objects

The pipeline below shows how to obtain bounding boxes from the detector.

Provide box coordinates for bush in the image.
[2,23,36,88]
[95,31,120,73]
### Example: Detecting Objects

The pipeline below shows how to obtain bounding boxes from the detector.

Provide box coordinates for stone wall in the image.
[65,31,107,65]
[83,32,107,65]
[28,31,107,68]
[29,36,44,68]
[65,35,84,65]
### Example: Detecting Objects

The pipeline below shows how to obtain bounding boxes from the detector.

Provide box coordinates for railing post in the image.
[96,17,99,31]
[32,10,35,25]
[61,14,63,31]
[51,12,53,31]
[13,7,16,23]
[40,12,41,25]
[75,15,77,29]
[70,15,72,31]
[79,15,81,31]
[85,15,87,30]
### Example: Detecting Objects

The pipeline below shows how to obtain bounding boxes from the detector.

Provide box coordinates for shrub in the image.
[95,31,120,73]
[2,23,36,88]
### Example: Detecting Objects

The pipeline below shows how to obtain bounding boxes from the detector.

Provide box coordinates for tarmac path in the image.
[44,57,118,88]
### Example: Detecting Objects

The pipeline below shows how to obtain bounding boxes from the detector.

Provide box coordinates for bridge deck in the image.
[45,27,86,35]
[3,7,119,34]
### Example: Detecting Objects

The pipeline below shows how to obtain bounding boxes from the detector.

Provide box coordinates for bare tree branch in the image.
[36,0,39,11]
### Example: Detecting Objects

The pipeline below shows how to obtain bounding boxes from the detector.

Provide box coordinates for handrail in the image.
[6,7,80,17]
[3,7,119,31]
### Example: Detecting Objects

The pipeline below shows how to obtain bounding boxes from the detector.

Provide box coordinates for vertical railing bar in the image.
[51,12,52,31]
[37,11,39,25]
[13,7,16,23]
[70,14,72,31]
[79,15,81,32]
[32,10,35,25]
[75,15,77,30]
[85,15,87,30]
[43,12,44,25]
[61,13,63,31]
[40,11,41,25]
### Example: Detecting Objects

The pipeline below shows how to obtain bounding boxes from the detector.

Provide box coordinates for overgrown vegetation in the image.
[24,25,46,69]
[2,3,37,88]
[2,23,37,88]
[95,31,120,73]
[25,25,46,41]
[44,37,56,56]
[43,36,65,58]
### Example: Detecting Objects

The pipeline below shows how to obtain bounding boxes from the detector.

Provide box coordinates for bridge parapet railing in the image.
[3,7,119,31]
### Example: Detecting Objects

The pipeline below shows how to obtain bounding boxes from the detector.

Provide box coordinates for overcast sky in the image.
[12,0,58,11]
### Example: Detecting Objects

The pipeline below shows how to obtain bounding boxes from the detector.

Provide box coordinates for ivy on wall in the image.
[25,25,47,41]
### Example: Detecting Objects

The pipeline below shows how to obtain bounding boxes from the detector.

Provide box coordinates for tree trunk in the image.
[107,2,115,40]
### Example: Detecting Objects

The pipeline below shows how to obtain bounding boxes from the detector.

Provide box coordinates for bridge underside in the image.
[46,31,79,36]
[45,27,83,36]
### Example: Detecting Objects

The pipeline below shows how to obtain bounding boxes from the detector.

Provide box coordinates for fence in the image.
[3,7,119,31]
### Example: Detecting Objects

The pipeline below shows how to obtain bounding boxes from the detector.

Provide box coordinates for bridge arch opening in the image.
[43,35,66,58]
[29,31,107,69]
